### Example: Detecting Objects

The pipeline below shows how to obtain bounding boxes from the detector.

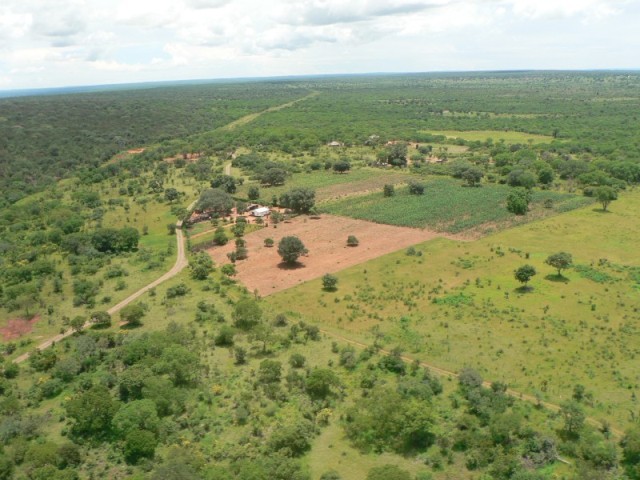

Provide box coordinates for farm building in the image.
[251,207,270,217]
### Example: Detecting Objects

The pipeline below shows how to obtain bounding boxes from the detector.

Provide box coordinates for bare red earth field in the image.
[207,214,458,295]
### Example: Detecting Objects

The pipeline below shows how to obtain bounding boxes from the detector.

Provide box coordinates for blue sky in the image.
[0,0,639,90]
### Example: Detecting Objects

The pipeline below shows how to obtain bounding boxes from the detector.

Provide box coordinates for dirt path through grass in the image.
[315,328,624,440]
[219,91,320,131]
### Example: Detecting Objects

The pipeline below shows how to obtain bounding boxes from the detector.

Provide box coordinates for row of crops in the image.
[322,177,593,233]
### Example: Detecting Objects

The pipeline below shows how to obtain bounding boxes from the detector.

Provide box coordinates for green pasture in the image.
[423,129,555,144]
[269,190,640,429]
[236,167,413,202]
[322,177,592,233]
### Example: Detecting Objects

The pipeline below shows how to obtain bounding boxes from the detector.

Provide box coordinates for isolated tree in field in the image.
[261,167,287,186]
[164,188,179,203]
[70,316,86,333]
[306,368,341,399]
[264,237,274,247]
[196,188,233,217]
[408,181,425,195]
[514,265,536,289]
[322,274,338,291]
[333,160,351,173]
[279,188,315,214]
[383,184,395,197]
[90,311,112,328]
[595,186,617,211]
[233,297,262,330]
[120,303,146,327]
[190,252,214,280]
[545,252,573,277]
[346,235,359,247]
[462,167,484,187]
[213,226,228,246]
[560,400,585,437]
[278,236,307,264]
[247,185,260,201]
[507,188,531,215]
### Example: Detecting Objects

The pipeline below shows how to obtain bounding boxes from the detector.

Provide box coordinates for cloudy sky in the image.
[1,0,639,90]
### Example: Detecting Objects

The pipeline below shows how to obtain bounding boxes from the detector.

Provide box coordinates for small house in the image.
[251,207,270,217]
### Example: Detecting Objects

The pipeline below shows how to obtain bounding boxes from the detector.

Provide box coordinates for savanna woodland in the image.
[1,72,640,480]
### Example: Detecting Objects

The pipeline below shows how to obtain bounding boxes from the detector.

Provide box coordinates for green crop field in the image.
[322,177,592,234]
[423,129,555,144]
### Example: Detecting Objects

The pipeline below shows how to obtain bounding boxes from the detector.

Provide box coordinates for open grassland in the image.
[424,129,555,144]
[236,167,413,202]
[323,177,593,235]
[269,190,640,429]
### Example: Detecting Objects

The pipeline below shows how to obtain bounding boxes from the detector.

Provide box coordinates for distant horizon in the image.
[2,0,640,93]
[2,68,640,99]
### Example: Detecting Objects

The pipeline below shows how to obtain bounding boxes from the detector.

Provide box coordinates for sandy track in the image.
[207,214,452,295]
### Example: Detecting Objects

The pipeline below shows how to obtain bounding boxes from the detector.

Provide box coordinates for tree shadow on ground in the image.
[592,208,611,213]
[514,286,533,293]
[277,262,306,271]
[545,274,569,283]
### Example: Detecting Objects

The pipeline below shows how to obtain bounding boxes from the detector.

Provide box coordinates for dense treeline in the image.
[0,83,307,206]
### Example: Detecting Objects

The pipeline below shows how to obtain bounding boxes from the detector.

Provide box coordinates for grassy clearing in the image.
[237,167,412,201]
[268,190,640,429]
[423,129,555,144]
[323,177,592,234]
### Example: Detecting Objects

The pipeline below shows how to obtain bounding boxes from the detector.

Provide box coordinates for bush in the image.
[215,326,235,346]
[322,274,338,291]
[383,184,395,197]
[124,429,158,464]
[408,181,425,195]
[289,353,306,368]
[264,238,275,247]
[166,283,190,299]
[346,235,359,247]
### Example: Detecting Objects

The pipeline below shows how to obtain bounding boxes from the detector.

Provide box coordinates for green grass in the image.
[236,168,411,201]
[323,177,592,233]
[424,129,555,144]
[269,190,640,430]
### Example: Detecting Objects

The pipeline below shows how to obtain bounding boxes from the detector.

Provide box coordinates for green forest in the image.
[1,72,640,480]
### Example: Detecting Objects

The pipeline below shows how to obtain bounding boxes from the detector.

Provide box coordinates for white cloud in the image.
[0,8,32,41]
[506,0,621,20]
[0,0,637,90]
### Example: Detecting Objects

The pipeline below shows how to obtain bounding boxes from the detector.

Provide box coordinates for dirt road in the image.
[13,226,189,364]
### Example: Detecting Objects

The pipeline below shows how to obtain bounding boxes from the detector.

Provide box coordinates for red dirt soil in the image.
[207,214,458,296]
[1,315,40,341]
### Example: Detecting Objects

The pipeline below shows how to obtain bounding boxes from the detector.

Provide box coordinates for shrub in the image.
[346,235,359,247]
[322,274,338,291]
